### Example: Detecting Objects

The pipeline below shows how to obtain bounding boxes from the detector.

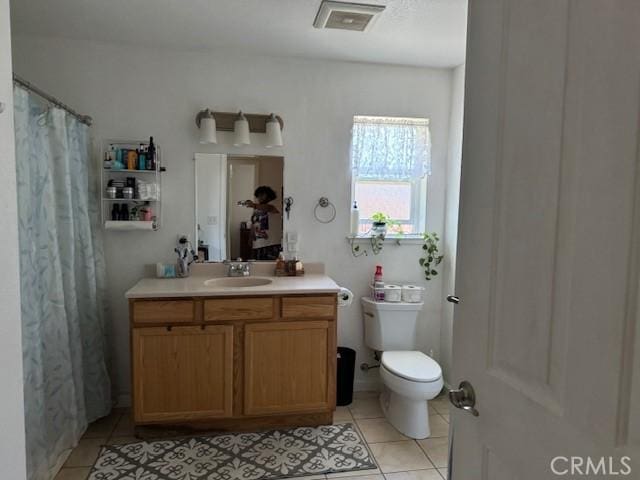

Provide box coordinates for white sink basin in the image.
[204,277,273,288]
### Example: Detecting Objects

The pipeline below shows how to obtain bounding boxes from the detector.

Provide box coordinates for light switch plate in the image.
[286,231,299,243]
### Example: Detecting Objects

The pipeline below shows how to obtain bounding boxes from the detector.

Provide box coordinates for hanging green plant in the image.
[370,231,385,254]
[419,232,443,280]
[351,242,367,257]
[350,212,398,257]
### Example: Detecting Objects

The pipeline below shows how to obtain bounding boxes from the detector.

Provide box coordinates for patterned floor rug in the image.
[90,423,377,480]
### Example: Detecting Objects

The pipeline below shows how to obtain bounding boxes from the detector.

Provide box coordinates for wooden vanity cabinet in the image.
[244,320,335,415]
[132,325,234,423]
[129,294,337,432]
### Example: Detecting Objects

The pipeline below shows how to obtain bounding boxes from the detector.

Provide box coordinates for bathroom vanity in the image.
[125,263,339,434]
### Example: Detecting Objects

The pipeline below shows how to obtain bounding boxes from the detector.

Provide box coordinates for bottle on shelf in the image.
[111,204,120,221]
[373,265,385,301]
[126,150,137,170]
[103,151,112,169]
[147,136,156,171]
[374,265,383,283]
[137,143,147,170]
[119,204,129,221]
[113,147,125,170]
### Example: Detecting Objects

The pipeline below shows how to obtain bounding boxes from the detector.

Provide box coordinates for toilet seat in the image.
[381,351,442,383]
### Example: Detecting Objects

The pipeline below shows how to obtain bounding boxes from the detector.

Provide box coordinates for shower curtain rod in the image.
[13,74,93,126]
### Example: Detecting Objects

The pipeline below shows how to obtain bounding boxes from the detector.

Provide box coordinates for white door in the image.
[451,1,640,478]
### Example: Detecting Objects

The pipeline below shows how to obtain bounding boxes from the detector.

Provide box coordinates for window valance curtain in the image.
[351,116,432,180]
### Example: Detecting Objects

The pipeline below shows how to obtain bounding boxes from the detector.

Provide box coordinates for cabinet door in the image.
[244,320,335,415]
[132,325,233,423]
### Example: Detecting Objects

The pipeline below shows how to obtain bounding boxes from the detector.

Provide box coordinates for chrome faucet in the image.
[225,259,251,277]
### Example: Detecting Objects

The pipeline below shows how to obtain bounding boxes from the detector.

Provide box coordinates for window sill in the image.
[346,234,424,245]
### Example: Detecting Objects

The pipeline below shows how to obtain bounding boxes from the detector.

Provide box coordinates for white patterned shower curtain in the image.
[13,86,111,480]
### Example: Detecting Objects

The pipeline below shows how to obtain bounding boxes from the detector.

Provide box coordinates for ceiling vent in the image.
[313,1,386,32]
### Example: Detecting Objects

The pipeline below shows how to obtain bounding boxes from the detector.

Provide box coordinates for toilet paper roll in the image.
[402,284,425,303]
[337,287,354,307]
[384,284,402,303]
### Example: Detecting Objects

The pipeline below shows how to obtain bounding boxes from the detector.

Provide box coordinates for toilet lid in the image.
[381,351,442,383]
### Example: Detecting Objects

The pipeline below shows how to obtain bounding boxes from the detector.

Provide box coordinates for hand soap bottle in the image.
[351,201,360,235]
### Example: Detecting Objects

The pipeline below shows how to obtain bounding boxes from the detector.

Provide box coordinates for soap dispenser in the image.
[351,201,360,235]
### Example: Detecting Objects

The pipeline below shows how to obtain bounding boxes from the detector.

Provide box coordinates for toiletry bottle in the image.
[127,150,137,170]
[275,252,285,276]
[351,201,360,235]
[137,144,146,170]
[147,137,156,170]
[114,148,123,170]
[374,265,385,301]
[374,265,383,283]
[119,204,129,221]
[103,151,112,169]
[111,204,120,221]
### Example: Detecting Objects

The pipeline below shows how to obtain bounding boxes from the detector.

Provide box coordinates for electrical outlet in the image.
[287,231,299,243]
[207,216,217,226]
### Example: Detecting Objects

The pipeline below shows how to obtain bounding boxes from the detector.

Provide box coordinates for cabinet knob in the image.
[166,325,173,332]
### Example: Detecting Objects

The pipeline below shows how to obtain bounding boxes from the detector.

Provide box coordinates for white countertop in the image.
[125,262,340,299]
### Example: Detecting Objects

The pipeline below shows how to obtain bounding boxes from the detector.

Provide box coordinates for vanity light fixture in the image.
[195,108,217,144]
[233,111,251,146]
[265,113,284,147]
[194,109,284,145]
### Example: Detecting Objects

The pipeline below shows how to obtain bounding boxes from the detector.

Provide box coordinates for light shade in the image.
[233,111,250,146]
[199,117,217,144]
[196,109,217,144]
[265,113,283,147]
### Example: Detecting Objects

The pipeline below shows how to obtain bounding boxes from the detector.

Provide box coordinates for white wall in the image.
[12,35,455,400]
[440,64,465,386]
[0,0,27,477]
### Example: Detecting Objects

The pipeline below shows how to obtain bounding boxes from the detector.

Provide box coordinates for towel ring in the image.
[314,197,336,224]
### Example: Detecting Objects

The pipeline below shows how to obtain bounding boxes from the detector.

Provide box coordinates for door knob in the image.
[449,380,479,416]
[446,295,459,304]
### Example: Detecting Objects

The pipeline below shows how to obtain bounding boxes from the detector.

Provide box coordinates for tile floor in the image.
[55,392,450,480]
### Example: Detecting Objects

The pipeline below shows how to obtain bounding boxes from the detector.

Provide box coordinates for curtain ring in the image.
[314,197,336,223]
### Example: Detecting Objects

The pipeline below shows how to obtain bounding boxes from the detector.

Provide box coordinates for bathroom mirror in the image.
[194,154,284,262]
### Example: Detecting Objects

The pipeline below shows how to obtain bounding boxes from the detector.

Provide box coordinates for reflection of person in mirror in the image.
[242,186,281,260]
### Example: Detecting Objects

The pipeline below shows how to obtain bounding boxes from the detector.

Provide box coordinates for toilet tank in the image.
[361,297,424,351]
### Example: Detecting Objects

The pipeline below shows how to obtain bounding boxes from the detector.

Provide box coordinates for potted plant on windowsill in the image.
[370,212,402,237]
[349,212,401,256]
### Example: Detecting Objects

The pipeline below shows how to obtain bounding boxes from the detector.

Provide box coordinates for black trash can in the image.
[336,347,356,406]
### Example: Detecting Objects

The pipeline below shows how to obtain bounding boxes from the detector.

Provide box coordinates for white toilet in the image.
[361,297,443,439]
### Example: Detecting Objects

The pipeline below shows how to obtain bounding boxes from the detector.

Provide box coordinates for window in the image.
[350,115,431,235]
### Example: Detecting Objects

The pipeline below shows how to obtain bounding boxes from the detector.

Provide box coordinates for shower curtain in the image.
[13,86,111,480]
